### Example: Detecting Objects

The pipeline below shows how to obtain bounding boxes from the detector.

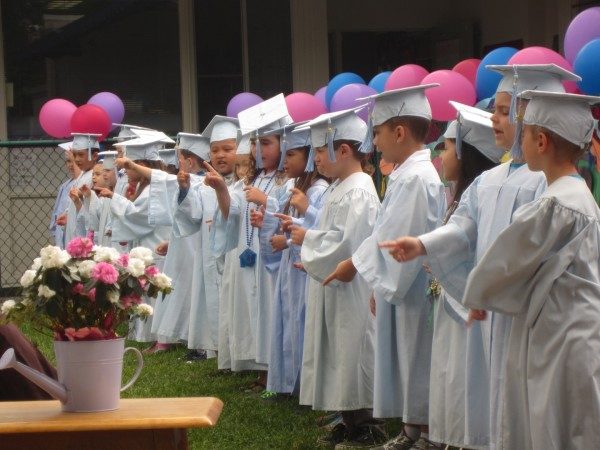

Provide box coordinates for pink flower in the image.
[87,288,96,302]
[139,278,147,289]
[66,237,94,258]
[64,327,106,341]
[117,253,129,267]
[121,293,142,308]
[145,265,159,277]
[72,283,85,295]
[91,262,119,284]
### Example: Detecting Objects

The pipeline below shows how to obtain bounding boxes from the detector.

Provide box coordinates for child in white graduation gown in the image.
[50,147,80,248]
[254,124,329,395]
[427,104,502,449]
[209,97,291,378]
[101,138,171,343]
[464,90,600,450]
[298,110,382,447]
[381,64,579,450]
[326,87,446,448]
[81,158,117,247]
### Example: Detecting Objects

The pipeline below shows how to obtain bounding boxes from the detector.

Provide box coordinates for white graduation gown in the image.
[110,186,171,342]
[352,150,446,422]
[300,172,380,411]
[50,178,76,248]
[64,170,93,244]
[263,178,329,394]
[419,162,546,448]
[464,176,600,450]
[82,192,112,247]
[212,171,289,370]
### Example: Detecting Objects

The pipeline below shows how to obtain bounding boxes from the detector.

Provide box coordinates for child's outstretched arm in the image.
[378,236,427,262]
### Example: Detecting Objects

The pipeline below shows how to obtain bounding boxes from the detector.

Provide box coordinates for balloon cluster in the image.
[39,92,125,140]
[225,7,600,122]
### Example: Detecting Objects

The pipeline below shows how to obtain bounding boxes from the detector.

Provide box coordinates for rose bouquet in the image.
[1,237,172,341]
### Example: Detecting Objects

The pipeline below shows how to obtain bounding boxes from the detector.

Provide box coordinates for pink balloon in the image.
[452,59,481,87]
[330,83,377,121]
[314,86,328,110]
[39,99,77,138]
[285,92,327,122]
[385,64,429,91]
[508,47,578,93]
[422,70,476,121]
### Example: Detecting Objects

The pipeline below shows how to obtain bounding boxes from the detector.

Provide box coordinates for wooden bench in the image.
[0,397,223,450]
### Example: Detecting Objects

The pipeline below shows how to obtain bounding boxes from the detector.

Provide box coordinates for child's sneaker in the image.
[410,437,443,449]
[317,423,348,447]
[374,431,416,450]
[335,424,388,449]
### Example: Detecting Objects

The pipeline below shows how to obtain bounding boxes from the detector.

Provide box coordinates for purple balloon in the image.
[330,84,376,121]
[314,86,328,110]
[564,7,600,64]
[227,92,263,117]
[87,92,125,131]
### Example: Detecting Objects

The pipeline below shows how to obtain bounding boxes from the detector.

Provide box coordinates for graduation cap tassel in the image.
[509,67,519,124]
[278,128,287,171]
[510,118,524,161]
[305,145,315,172]
[254,131,264,169]
[87,135,92,161]
[455,119,463,160]
[327,119,337,162]
[359,114,374,154]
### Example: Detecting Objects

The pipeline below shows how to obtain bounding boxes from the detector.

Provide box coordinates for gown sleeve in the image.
[211,181,243,256]
[148,170,178,226]
[109,190,156,242]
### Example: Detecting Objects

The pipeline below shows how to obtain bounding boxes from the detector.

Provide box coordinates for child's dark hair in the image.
[282,146,329,215]
[246,135,286,186]
[180,149,205,166]
[384,116,431,143]
[333,139,373,173]
[534,125,588,164]
[451,140,497,204]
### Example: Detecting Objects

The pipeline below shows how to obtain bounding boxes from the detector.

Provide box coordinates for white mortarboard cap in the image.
[71,133,101,161]
[295,108,368,171]
[113,123,153,141]
[519,90,600,149]
[489,64,580,96]
[358,83,439,126]
[159,148,179,168]
[119,136,162,161]
[177,132,210,161]
[58,141,73,151]
[98,151,118,169]
[131,128,175,144]
[202,115,239,143]
[236,133,252,155]
[237,94,293,168]
[444,101,505,163]
[259,121,310,170]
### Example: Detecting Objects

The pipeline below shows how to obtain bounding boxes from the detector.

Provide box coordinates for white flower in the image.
[77,260,96,279]
[93,246,120,263]
[135,303,153,318]
[129,247,154,266]
[127,258,146,277]
[19,270,37,288]
[37,285,56,298]
[40,245,70,269]
[107,290,120,304]
[1,299,16,315]
[151,273,172,290]
[31,257,42,271]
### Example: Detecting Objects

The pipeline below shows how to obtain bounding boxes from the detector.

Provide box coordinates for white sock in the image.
[404,425,421,441]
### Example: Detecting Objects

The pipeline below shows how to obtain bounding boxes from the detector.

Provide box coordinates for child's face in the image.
[65,152,78,179]
[251,135,280,171]
[314,146,338,178]
[210,139,237,175]
[490,92,516,151]
[441,139,460,182]
[521,125,543,171]
[92,164,108,189]
[103,168,117,189]
[283,148,308,178]
[373,124,398,161]
[72,149,97,171]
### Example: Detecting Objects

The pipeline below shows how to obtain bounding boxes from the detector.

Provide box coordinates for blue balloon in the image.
[574,38,600,95]
[368,71,392,93]
[475,47,518,100]
[325,72,366,109]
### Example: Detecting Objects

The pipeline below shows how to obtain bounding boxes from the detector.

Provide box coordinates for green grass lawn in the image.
[20,324,325,449]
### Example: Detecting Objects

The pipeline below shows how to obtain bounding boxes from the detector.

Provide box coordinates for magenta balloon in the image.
[285,92,327,122]
[508,47,578,93]
[39,98,77,138]
[452,59,481,87]
[314,86,328,110]
[385,64,429,91]
[88,92,125,130]
[421,70,476,121]
[564,7,600,64]
[227,92,263,117]
[70,104,111,141]
[330,84,377,121]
